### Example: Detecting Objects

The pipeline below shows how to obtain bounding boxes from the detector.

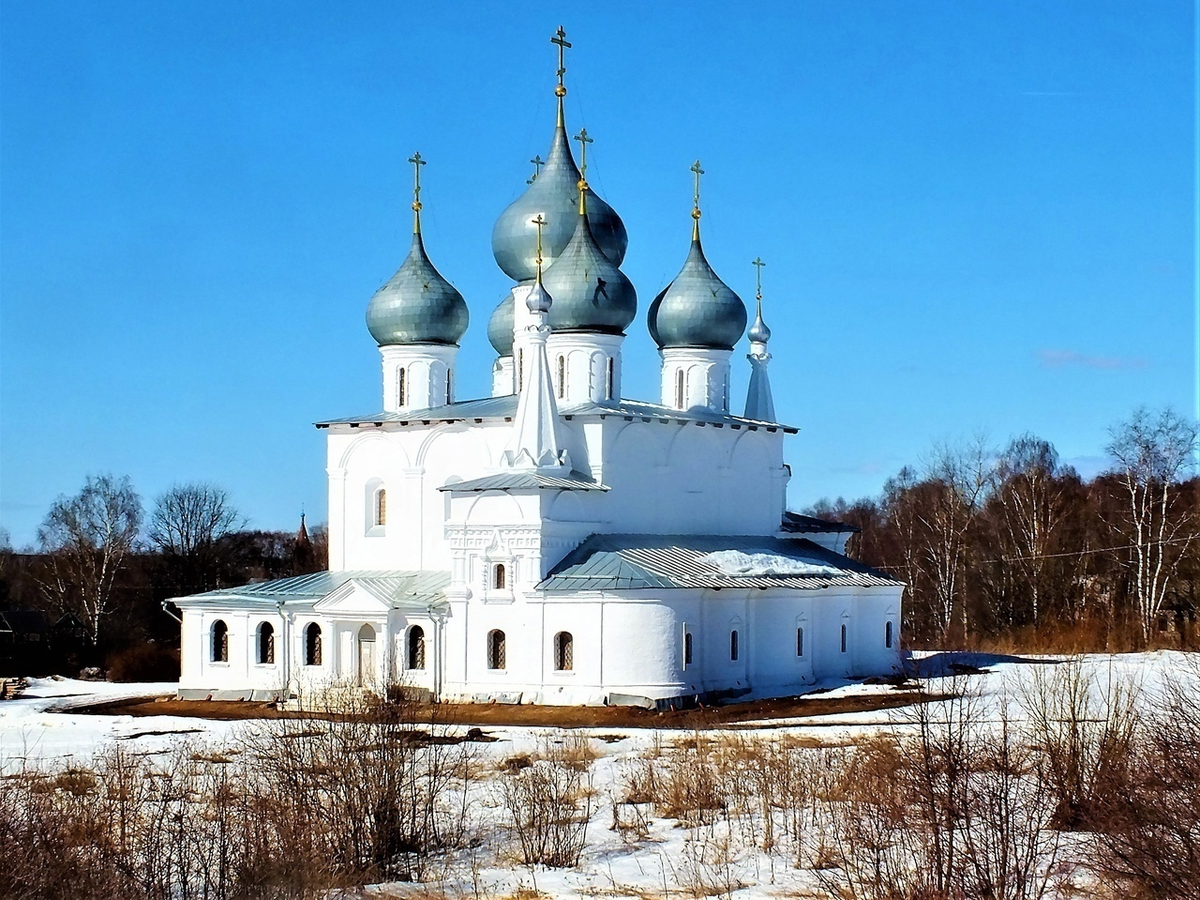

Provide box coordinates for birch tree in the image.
[1105,408,1199,642]
[37,474,143,645]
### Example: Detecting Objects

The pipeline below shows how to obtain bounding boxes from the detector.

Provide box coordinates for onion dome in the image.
[540,203,637,334]
[491,99,628,282]
[487,290,515,356]
[747,301,771,344]
[647,163,746,350]
[367,153,469,346]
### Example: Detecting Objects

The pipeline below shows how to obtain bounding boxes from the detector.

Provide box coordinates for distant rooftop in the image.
[780,511,861,534]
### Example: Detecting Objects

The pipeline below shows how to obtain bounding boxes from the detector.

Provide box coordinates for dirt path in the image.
[68,688,939,729]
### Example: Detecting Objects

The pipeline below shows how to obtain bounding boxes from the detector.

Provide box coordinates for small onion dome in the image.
[526,277,552,314]
[748,300,771,344]
[487,290,515,357]
[366,232,469,346]
[491,119,628,282]
[647,236,746,350]
[540,210,637,334]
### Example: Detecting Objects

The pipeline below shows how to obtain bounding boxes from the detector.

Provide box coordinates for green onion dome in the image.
[366,231,469,346]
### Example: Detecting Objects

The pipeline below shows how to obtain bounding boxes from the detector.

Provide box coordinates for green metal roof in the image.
[172,570,450,610]
[538,534,903,592]
[438,471,609,493]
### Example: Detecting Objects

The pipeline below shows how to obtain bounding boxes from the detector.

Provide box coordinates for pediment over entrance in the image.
[313,580,393,615]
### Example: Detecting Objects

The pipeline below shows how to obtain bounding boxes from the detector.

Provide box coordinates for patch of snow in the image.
[701,549,840,576]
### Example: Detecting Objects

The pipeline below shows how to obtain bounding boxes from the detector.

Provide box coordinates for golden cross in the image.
[573,128,593,178]
[752,257,766,300]
[527,154,545,184]
[551,26,571,95]
[690,159,705,210]
[531,214,547,272]
[408,151,426,211]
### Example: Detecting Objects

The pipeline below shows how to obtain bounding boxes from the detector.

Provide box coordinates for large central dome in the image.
[491,105,628,283]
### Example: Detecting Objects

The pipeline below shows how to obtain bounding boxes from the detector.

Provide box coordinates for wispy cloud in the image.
[1037,349,1148,370]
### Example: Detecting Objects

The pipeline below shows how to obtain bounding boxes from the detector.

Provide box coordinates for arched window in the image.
[374,488,387,527]
[675,369,685,409]
[554,632,573,671]
[683,631,693,667]
[257,622,274,665]
[557,355,566,399]
[407,625,426,670]
[487,629,506,670]
[796,627,805,657]
[841,624,848,653]
[885,621,893,649]
[305,623,322,666]
[398,367,407,407]
[730,630,740,662]
[606,357,614,399]
[211,620,229,663]
[493,564,506,590]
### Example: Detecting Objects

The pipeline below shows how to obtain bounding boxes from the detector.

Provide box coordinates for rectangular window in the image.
[841,624,848,653]
[730,630,739,662]
[796,627,804,657]
[683,630,693,668]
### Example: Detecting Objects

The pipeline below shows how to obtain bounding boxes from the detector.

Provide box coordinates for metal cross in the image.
[408,151,426,211]
[690,159,705,210]
[573,128,593,178]
[752,257,766,300]
[551,26,571,90]
[531,214,547,271]
[527,154,545,184]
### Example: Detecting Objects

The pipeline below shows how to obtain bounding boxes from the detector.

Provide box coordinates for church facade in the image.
[172,31,904,706]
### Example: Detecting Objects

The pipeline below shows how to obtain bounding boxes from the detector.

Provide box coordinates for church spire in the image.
[744,256,776,422]
[502,215,569,470]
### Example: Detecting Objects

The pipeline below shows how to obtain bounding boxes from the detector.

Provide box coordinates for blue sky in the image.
[1,1,1195,547]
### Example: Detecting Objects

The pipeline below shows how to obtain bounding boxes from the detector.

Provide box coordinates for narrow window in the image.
[487,629,506,670]
[841,624,848,653]
[554,632,573,671]
[374,488,387,526]
[398,367,407,407]
[518,350,524,390]
[305,623,322,666]
[730,630,739,662]
[683,632,693,667]
[257,622,274,665]
[211,620,228,663]
[606,357,614,399]
[722,375,729,411]
[407,625,426,670]
[796,627,804,657]
[675,369,685,409]
[493,564,506,590]
[557,355,566,399]
[446,370,453,404]
[885,621,893,649]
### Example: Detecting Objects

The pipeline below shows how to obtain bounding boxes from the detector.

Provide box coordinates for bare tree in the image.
[37,474,142,645]
[991,435,1069,626]
[148,482,243,593]
[918,435,993,642]
[1105,407,1199,642]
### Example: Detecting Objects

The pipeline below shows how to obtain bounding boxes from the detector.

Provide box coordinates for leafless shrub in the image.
[497,733,595,868]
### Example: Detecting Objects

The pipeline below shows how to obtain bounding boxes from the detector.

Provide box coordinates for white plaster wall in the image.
[381,344,458,413]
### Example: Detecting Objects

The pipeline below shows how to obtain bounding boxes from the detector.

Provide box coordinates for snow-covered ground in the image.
[3,651,1196,899]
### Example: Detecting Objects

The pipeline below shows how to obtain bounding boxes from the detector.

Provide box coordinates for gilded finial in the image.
[573,128,593,215]
[408,151,427,234]
[551,26,571,123]
[527,154,545,185]
[532,214,547,280]
[752,257,766,301]
[690,159,705,240]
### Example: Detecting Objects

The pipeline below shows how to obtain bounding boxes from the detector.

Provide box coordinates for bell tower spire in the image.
[744,256,776,422]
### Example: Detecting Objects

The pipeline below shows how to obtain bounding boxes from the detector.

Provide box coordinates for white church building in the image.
[172,31,904,706]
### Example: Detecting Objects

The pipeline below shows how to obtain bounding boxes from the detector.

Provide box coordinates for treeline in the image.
[0,480,326,678]
[808,407,1200,651]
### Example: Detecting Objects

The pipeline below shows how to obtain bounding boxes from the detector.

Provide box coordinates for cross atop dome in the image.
[408,151,426,233]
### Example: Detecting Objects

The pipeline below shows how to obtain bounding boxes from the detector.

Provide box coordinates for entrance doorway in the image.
[358,623,376,686]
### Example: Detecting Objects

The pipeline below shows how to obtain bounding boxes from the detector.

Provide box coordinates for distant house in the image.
[0,610,48,674]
